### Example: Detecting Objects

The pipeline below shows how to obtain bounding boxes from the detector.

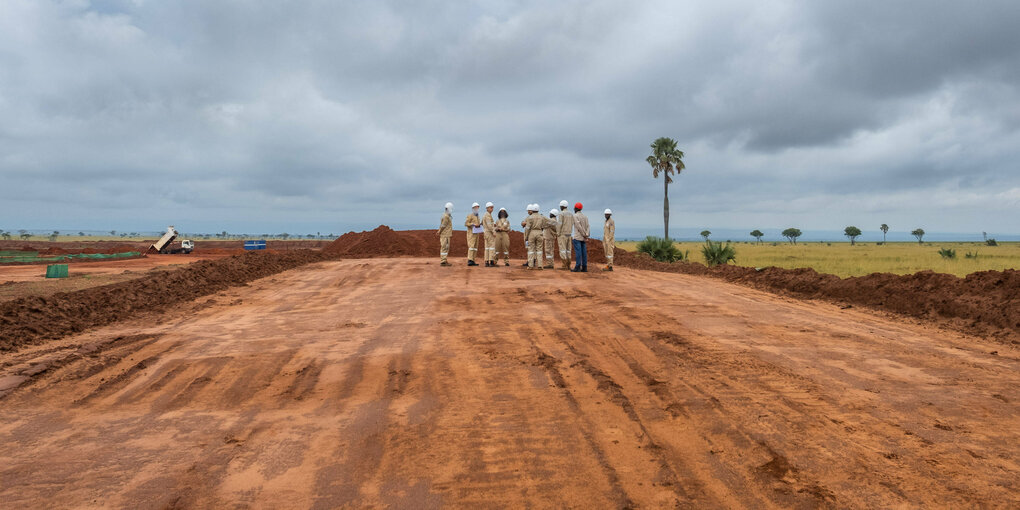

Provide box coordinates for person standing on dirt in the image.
[602,209,615,272]
[438,202,454,266]
[524,204,546,269]
[464,203,481,266]
[571,202,589,272]
[557,200,574,270]
[521,204,532,267]
[482,202,496,267]
[494,208,511,266]
[544,209,558,269]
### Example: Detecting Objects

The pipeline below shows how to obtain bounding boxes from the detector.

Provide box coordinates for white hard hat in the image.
[527,203,535,211]
[533,204,540,212]
[485,202,493,208]
[550,209,558,216]
[559,200,569,208]
[472,202,480,208]
[498,207,506,212]
[604,208,612,215]
[445,202,453,210]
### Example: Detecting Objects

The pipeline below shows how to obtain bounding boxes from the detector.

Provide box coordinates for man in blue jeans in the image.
[571,202,590,272]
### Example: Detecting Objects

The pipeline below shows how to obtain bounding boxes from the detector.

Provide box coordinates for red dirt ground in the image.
[0,258,1016,507]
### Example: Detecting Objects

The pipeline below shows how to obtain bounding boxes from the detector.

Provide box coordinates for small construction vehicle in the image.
[149,226,194,254]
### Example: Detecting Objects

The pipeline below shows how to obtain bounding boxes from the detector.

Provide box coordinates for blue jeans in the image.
[572,239,587,267]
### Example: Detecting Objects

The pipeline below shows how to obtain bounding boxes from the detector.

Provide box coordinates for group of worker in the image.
[438,200,615,272]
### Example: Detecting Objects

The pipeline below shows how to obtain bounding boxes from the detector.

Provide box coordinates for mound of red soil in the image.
[0,250,331,351]
[325,225,531,259]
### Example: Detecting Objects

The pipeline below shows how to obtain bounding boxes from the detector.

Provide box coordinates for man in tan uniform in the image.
[571,202,590,272]
[438,202,453,266]
[524,204,546,269]
[521,204,532,267]
[464,202,481,266]
[544,209,558,269]
[603,208,615,271]
[494,208,511,266]
[482,202,496,266]
[557,200,574,270]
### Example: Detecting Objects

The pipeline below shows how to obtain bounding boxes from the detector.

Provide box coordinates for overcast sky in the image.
[2,0,1019,238]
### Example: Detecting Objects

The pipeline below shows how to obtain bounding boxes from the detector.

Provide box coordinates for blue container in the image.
[244,240,267,250]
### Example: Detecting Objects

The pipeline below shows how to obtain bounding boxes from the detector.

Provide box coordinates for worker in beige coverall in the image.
[557,200,574,270]
[524,204,546,269]
[603,208,615,271]
[465,202,481,266]
[521,204,532,267]
[482,202,496,267]
[494,208,511,266]
[544,209,558,269]
[438,202,453,266]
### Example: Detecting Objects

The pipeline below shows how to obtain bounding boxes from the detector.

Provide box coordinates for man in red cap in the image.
[571,202,589,272]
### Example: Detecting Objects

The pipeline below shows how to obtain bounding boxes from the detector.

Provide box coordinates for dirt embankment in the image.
[324,225,532,258]
[328,226,1020,343]
[0,250,331,351]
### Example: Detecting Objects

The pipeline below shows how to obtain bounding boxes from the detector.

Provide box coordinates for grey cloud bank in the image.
[2,0,1019,237]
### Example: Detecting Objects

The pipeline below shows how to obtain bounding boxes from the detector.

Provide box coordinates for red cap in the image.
[574,202,583,210]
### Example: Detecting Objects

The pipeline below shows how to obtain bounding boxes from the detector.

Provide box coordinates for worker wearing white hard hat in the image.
[482,202,497,266]
[464,203,481,266]
[523,204,546,269]
[438,202,454,266]
[557,200,574,270]
[521,205,532,267]
[494,207,511,266]
[603,208,615,271]
[543,209,559,268]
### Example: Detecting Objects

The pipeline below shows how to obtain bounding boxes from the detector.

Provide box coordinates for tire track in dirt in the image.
[1,259,1017,507]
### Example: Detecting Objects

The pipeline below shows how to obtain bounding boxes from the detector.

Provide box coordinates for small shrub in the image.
[965,251,979,259]
[702,240,736,267]
[986,238,998,246]
[937,247,956,259]
[636,236,686,263]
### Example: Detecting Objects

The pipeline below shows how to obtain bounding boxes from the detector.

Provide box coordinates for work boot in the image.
[571,266,580,272]
[468,260,477,266]
[504,262,510,267]
[581,265,588,272]
[604,265,613,271]
[440,261,451,267]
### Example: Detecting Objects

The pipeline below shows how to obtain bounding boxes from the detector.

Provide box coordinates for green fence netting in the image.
[0,251,141,264]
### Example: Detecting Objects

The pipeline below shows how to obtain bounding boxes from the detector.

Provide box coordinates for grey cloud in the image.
[1,0,1019,235]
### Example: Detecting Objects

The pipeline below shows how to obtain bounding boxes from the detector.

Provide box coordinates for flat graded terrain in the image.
[1,259,1017,507]
[0,253,235,303]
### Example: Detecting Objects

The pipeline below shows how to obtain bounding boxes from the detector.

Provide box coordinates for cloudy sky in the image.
[2,0,1019,239]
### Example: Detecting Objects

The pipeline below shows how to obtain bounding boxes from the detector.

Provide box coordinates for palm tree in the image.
[646,137,686,239]
[880,224,889,243]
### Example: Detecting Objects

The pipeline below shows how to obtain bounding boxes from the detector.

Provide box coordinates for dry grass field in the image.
[617,240,1020,278]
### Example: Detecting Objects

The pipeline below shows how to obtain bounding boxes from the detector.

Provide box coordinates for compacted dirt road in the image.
[1,258,1017,508]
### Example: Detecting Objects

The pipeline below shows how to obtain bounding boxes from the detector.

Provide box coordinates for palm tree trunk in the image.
[663,178,670,240]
